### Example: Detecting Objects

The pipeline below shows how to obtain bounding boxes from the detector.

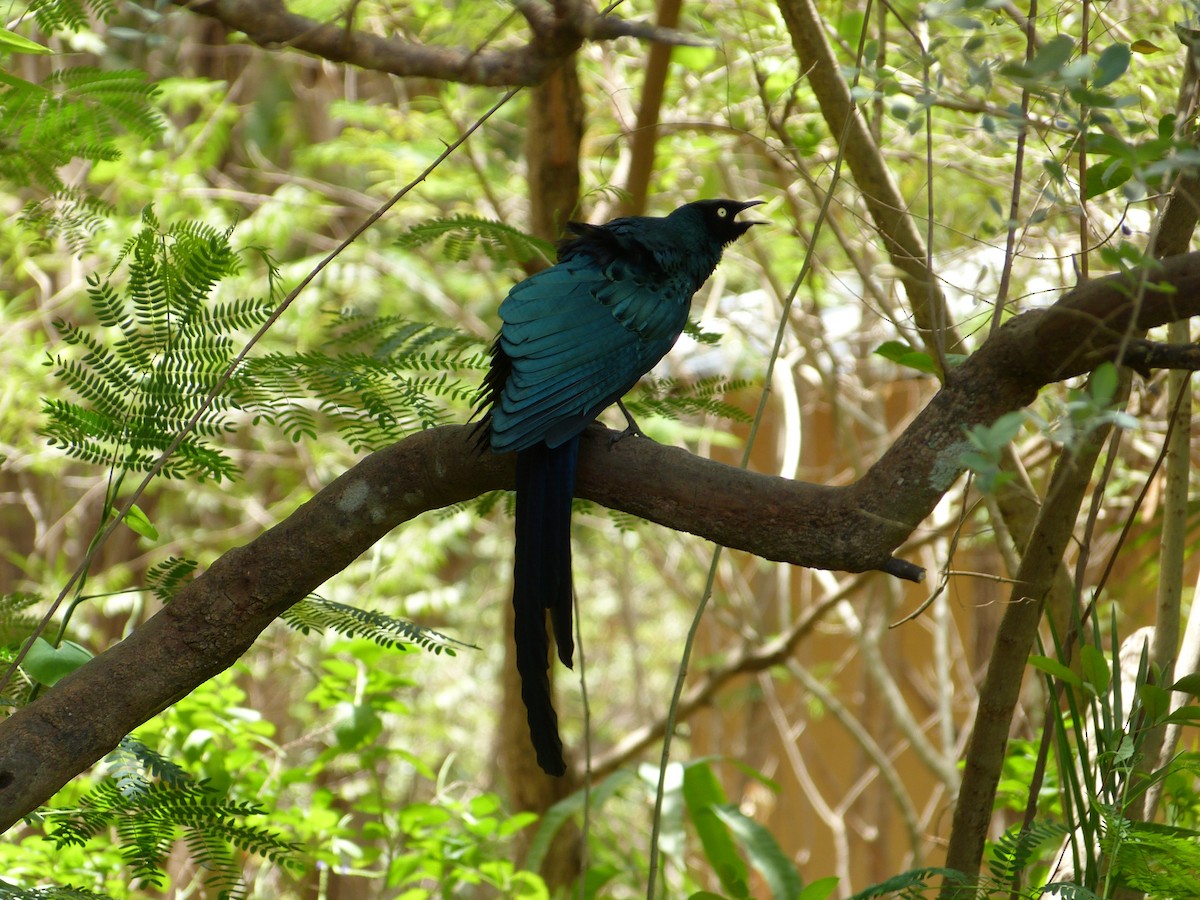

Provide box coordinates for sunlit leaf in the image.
[22,637,94,686]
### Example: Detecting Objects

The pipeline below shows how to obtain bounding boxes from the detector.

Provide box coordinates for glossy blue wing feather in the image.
[491,260,689,452]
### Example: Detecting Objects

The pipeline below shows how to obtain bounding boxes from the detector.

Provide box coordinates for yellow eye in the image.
[717,207,729,218]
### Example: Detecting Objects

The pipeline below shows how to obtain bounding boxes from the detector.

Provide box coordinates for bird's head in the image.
[681,199,765,246]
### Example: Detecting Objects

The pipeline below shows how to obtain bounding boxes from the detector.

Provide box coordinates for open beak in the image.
[734,199,767,226]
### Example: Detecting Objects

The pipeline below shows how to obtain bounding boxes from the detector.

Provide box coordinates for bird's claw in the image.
[608,424,643,448]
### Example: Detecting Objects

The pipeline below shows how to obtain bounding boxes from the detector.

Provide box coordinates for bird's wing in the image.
[490,256,688,452]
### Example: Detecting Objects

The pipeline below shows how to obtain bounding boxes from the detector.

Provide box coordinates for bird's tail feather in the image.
[513,436,579,776]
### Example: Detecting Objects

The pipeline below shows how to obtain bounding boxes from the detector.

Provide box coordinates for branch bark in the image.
[776,0,958,358]
[171,0,707,86]
[2,254,1200,830]
[940,388,1113,896]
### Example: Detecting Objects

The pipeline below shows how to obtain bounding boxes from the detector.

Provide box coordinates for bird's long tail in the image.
[513,435,579,776]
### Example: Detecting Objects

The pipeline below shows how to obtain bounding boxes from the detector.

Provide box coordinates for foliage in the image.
[41,210,485,485]
[26,0,116,33]
[385,791,546,896]
[238,314,483,452]
[986,819,1066,884]
[525,759,802,898]
[0,594,40,709]
[396,214,556,266]
[845,868,971,899]
[628,376,756,428]
[958,411,1024,494]
[143,556,198,604]
[0,0,162,250]
[281,594,469,655]
[35,736,299,899]
[3,0,1200,896]
[0,883,115,899]
[42,209,259,482]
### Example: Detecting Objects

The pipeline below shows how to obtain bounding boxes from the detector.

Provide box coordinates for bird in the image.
[473,198,762,775]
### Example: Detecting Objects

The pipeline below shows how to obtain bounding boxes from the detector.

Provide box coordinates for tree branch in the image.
[171,0,707,87]
[775,0,958,358]
[1,253,1200,829]
[940,394,1113,895]
[1124,338,1200,373]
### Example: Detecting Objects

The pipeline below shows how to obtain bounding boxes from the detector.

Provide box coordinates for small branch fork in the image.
[173,0,709,87]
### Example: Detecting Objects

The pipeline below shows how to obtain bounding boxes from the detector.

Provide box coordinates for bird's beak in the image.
[734,199,767,225]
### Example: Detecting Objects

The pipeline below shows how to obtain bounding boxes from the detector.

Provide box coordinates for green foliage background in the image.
[2,0,1200,897]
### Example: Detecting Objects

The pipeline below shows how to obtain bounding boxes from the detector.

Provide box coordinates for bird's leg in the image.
[609,400,645,447]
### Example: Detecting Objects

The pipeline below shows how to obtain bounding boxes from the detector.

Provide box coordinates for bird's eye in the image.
[717,207,729,218]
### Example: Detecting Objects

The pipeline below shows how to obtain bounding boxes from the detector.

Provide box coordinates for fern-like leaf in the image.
[1102,820,1200,896]
[28,0,116,31]
[43,213,248,483]
[988,820,1068,883]
[0,593,41,650]
[46,211,488,488]
[0,882,117,899]
[45,762,299,897]
[19,189,112,254]
[396,215,555,266]
[107,736,190,793]
[848,867,971,899]
[625,375,755,425]
[145,557,198,604]
[281,595,471,655]
[0,66,161,197]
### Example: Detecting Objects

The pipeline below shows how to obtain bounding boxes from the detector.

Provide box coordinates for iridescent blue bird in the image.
[474,199,762,775]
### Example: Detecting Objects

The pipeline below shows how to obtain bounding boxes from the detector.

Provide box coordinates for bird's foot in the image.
[609,400,645,447]
[608,424,642,447]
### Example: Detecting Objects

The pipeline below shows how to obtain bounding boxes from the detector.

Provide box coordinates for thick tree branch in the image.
[170,0,707,86]
[940,400,1112,896]
[1,254,1200,829]
[776,0,959,359]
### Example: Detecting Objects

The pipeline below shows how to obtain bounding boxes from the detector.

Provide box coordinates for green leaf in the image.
[115,502,160,541]
[1028,654,1082,687]
[1162,706,1200,726]
[683,761,750,899]
[1093,43,1131,89]
[1026,34,1076,76]
[332,701,382,749]
[873,340,937,375]
[0,26,52,54]
[1080,644,1111,693]
[712,804,804,900]
[800,876,840,900]
[1137,683,1171,723]
[1089,362,1119,406]
[23,637,94,686]
[984,411,1025,448]
[1169,672,1200,697]
[525,769,636,871]
[849,867,969,899]
[674,46,719,72]
[1084,159,1133,199]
